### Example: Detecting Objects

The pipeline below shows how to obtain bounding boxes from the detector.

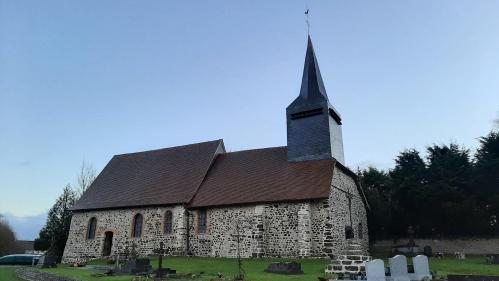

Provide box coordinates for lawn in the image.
[41,257,332,281]
[2,255,498,281]
[0,267,24,281]
[426,256,499,278]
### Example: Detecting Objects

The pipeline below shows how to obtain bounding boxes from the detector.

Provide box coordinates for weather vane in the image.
[304,8,310,35]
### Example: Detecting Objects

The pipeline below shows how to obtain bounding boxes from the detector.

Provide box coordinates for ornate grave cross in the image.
[153,242,170,279]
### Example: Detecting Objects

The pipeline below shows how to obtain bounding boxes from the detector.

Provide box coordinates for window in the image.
[164,211,173,234]
[345,225,354,239]
[358,223,363,239]
[132,214,143,238]
[198,209,207,234]
[87,217,97,240]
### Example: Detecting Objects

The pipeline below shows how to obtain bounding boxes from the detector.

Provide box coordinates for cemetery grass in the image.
[35,255,499,281]
[40,257,333,281]
[426,256,499,278]
[0,267,24,281]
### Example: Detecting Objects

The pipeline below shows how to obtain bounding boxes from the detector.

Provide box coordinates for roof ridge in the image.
[115,139,223,157]
[224,146,286,154]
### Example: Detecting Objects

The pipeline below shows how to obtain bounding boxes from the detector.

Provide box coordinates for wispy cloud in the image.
[16,160,31,167]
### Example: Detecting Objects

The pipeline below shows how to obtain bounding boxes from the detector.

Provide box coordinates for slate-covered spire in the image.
[286,36,345,164]
[299,35,328,101]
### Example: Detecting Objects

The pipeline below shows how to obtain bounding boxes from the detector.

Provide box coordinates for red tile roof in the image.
[72,141,364,211]
[72,140,223,211]
[188,147,335,208]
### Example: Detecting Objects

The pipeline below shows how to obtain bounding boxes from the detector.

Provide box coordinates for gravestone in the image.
[133,258,152,275]
[366,259,386,281]
[265,262,303,275]
[486,255,499,264]
[117,258,152,276]
[423,246,432,257]
[152,242,176,280]
[409,255,432,281]
[393,245,419,257]
[389,255,411,281]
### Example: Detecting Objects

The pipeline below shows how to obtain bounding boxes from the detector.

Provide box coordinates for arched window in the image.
[358,223,363,239]
[132,214,143,238]
[164,211,173,234]
[87,217,97,240]
[198,209,207,234]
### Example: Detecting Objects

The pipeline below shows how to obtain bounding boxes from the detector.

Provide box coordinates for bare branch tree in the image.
[76,161,97,197]
[0,215,20,255]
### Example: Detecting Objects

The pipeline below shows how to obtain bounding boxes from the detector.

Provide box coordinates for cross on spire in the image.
[304,8,310,35]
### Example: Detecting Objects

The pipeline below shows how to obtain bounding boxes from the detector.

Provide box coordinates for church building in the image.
[62,37,369,263]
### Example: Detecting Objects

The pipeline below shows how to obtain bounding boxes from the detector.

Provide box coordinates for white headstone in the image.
[366,259,386,281]
[410,255,432,281]
[389,255,410,281]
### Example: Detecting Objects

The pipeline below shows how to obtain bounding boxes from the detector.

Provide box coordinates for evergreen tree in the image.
[359,167,392,240]
[425,143,473,236]
[474,131,499,236]
[389,149,427,236]
[34,185,77,260]
[475,131,499,193]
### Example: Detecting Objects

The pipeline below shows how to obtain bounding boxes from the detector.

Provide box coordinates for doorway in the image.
[102,231,113,256]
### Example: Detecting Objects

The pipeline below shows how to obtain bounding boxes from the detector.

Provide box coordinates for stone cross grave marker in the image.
[389,255,411,281]
[152,242,169,279]
[410,255,432,281]
[366,259,386,281]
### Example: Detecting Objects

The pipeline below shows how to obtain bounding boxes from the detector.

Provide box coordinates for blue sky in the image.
[1,1,498,238]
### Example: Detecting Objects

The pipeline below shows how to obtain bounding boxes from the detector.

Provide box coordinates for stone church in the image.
[62,36,369,263]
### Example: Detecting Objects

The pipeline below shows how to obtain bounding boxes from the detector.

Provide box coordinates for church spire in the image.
[286,36,345,164]
[299,35,328,101]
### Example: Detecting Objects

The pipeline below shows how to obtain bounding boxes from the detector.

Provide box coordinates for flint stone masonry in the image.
[62,168,368,262]
[62,205,187,263]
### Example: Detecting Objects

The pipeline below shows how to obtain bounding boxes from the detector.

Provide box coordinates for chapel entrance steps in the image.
[325,240,372,275]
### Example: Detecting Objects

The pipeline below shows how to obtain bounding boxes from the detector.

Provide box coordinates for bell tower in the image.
[286,36,345,164]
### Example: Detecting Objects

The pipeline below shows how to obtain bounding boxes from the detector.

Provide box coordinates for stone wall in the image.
[187,205,256,258]
[187,167,369,259]
[62,205,187,263]
[372,238,499,255]
[62,167,369,262]
[187,202,319,258]
[323,167,369,257]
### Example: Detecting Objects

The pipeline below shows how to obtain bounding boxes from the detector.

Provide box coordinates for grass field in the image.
[2,255,499,281]
[424,257,499,277]
[41,257,331,281]
[0,267,23,281]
